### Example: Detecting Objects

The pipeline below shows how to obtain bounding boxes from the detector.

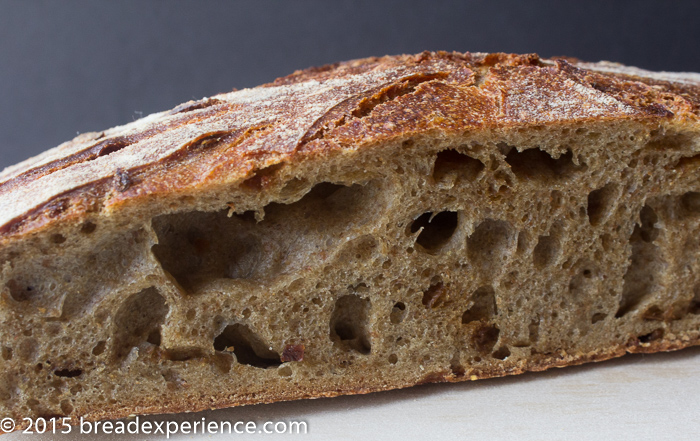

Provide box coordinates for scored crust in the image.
[1,51,698,241]
[1,52,700,430]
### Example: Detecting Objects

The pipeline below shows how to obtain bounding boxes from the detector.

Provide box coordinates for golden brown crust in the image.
[1,51,698,242]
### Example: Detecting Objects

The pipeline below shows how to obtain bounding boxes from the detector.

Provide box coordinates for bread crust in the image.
[79,333,700,425]
[1,51,698,242]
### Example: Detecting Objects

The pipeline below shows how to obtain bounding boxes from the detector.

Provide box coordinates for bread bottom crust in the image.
[73,333,699,427]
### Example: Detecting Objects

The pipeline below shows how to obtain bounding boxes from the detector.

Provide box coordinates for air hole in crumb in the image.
[390,302,406,324]
[591,313,607,324]
[467,219,514,271]
[681,192,700,216]
[152,181,378,289]
[638,328,664,343]
[528,318,540,343]
[214,323,281,368]
[388,354,398,364]
[91,341,106,356]
[462,286,497,324]
[450,352,465,376]
[330,294,371,354]
[80,222,97,234]
[638,205,660,243]
[433,149,485,182]
[112,287,168,360]
[616,205,663,317]
[422,282,448,309]
[533,234,560,268]
[51,234,66,244]
[550,190,563,211]
[516,231,529,254]
[601,233,613,252]
[587,183,619,226]
[410,211,458,253]
[472,324,500,354]
[1,347,12,361]
[505,148,581,181]
[689,285,700,314]
[54,368,82,378]
[642,305,664,321]
[492,346,510,360]
[60,400,73,415]
[6,280,38,302]
[146,329,162,346]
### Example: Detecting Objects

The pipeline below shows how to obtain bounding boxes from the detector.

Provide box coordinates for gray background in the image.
[1,0,700,170]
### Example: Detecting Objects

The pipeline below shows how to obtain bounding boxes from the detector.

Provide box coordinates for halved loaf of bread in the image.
[1,52,700,430]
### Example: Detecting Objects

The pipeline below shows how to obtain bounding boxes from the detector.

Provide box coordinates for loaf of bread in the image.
[1,51,699,430]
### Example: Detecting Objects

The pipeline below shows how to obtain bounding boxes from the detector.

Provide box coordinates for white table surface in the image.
[8,346,700,441]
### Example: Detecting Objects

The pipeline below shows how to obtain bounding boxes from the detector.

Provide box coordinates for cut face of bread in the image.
[1,52,700,429]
